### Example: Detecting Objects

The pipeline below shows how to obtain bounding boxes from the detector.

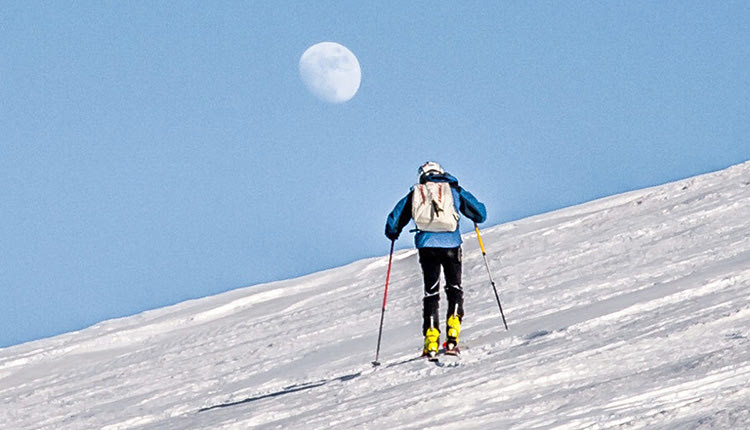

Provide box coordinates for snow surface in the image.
[2,162,749,430]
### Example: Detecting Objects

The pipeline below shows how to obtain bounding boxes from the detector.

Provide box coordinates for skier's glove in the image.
[385,228,399,241]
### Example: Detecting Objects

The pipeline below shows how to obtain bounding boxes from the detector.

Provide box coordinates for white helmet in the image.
[418,161,444,180]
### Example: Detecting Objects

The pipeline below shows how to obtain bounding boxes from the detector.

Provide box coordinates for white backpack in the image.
[411,181,460,232]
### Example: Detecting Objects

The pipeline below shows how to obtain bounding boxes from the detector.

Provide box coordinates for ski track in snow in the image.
[1,161,749,429]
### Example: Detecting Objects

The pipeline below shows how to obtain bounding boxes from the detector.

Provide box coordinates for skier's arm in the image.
[385,192,413,241]
[458,188,487,223]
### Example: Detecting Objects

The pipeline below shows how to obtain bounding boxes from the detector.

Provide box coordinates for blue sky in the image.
[1,2,748,348]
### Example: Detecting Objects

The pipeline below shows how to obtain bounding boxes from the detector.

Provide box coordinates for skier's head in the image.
[418,161,444,181]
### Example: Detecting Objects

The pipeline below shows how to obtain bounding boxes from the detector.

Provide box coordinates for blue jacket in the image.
[385,173,487,248]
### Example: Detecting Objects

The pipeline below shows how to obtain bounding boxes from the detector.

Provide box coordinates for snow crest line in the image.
[1,160,749,429]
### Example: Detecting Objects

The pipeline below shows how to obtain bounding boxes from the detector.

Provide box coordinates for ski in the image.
[443,341,460,356]
[423,350,439,362]
[420,345,463,366]
[378,346,462,368]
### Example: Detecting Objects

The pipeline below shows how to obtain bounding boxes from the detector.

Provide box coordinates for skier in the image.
[385,161,486,358]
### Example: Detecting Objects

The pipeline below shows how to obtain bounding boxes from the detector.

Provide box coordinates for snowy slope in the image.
[2,162,749,430]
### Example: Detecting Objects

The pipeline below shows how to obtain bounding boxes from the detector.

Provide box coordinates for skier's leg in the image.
[442,247,463,349]
[418,248,441,336]
[443,247,464,320]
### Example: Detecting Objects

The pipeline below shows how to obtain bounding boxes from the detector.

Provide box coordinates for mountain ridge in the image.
[2,160,749,429]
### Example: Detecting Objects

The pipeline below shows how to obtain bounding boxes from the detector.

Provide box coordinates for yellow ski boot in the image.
[445,315,461,355]
[422,327,440,360]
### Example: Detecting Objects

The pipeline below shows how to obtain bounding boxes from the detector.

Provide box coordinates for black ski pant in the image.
[418,246,463,335]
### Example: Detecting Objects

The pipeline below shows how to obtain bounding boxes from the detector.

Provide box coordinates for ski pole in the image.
[474,222,509,330]
[372,239,395,366]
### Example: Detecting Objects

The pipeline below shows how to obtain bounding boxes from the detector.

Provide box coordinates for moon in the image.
[299,42,361,104]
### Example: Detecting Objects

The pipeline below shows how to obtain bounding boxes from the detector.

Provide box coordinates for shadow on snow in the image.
[198,372,362,413]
